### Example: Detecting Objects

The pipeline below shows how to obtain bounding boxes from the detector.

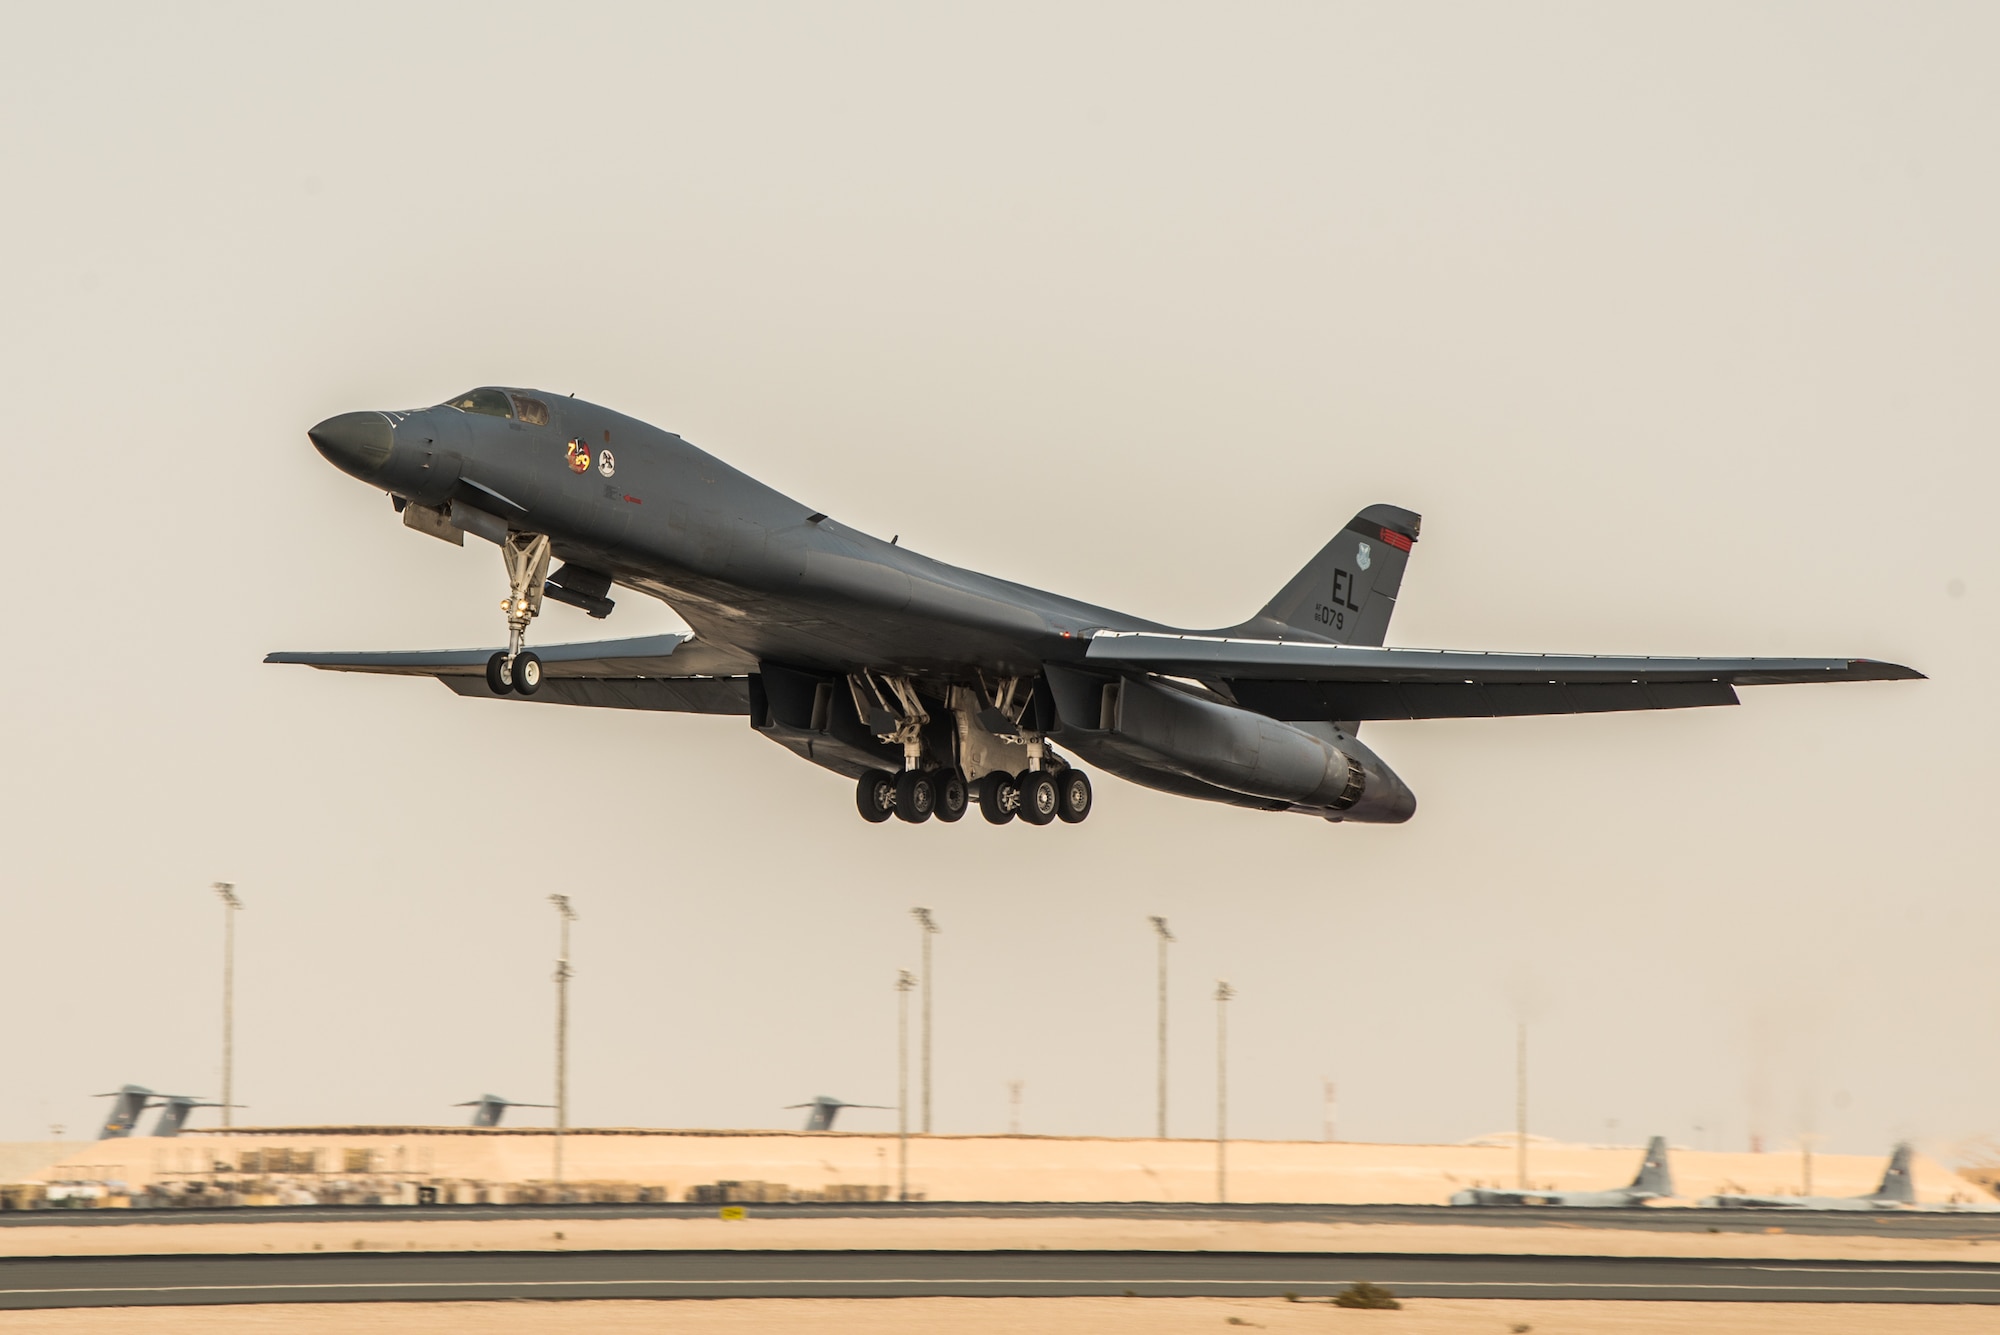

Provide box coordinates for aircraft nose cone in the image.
[307,411,393,479]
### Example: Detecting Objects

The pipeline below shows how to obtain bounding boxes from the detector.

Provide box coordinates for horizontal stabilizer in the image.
[1086,632,1921,721]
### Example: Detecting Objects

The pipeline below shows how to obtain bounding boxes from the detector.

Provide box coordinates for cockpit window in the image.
[510,394,550,426]
[444,388,515,419]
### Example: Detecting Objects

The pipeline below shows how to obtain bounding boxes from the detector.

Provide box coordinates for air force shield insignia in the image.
[1356,541,1372,571]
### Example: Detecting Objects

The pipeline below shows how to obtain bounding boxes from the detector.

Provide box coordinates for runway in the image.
[4,1249,1999,1309]
[4,1199,1997,1239]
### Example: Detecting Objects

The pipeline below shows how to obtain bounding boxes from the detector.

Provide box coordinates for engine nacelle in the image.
[1044,667,1416,823]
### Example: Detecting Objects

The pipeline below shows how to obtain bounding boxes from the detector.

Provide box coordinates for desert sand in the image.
[25,1130,1987,1208]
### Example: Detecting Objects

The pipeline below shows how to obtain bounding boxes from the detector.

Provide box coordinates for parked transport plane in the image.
[273,389,1921,825]
[1451,1136,1674,1207]
[1700,1144,1919,1210]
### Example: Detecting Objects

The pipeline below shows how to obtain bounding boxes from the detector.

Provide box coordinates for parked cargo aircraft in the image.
[1700,1144,1917,1210]
[454,1095,554,1128]
[94,1086,223,1139]
[1451,1135,1673,1207]
[786,1096,892,1132]
[272,388,1920,825]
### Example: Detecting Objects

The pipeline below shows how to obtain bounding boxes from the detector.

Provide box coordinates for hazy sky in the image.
[2,3,1993,1161]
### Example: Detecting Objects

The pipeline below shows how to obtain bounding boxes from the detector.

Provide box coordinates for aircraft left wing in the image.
[265,634,754,715]
[1084,632,1922,720]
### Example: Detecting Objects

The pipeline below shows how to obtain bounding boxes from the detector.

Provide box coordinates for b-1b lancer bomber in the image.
[273,388,1920,826]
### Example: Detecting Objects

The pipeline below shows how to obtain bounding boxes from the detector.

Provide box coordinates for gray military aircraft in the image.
[454,1094,555,1128]
[786,1096,893,1132]
[94,1086,225,1138]
[1699,1143,1917,1210]
[1450,1135,1674,1207]
[271,388,1920,825]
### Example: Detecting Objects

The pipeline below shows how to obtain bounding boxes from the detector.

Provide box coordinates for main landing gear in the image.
[857,765,1091,827]
[483,532,551,698]
[849,670,1094,826]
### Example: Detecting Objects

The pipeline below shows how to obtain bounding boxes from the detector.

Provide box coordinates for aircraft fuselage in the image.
[334,393,1152,678]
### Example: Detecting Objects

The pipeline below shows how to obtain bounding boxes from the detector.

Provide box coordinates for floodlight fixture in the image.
[910,908,939,1132]
[213,883,242,1127]
[1149,916,1173,1138]
[1215,979,1235,1203]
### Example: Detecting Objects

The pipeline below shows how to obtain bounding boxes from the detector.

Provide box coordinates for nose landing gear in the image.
[484,533,551,697]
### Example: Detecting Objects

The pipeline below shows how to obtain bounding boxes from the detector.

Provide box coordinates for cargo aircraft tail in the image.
[1630,1135,1674,1198]
[1874,1142,1916,1205]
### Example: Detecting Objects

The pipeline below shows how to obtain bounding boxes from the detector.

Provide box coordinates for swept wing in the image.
[1085,633,1920,721]
[264,634,753,715]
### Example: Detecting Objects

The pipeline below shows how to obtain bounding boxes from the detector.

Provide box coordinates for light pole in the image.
[1150,916,1173,1139]
[1215,980,1234,1203]
[549,894,577,1189]
[212,883,242,1128]
[1515,1021,1528,1189]
[911,908,939,1134]
[896,969,916,1200]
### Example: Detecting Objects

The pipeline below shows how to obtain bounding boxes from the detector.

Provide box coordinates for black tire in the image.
[1055,768,1093,824]
[976,770,1017,825]
[513,651,543,696]
[485,651,514,696]
[933,768,969,822]
[894,769,935,823]
[856,769,897,823]
[1017,770,1059,826]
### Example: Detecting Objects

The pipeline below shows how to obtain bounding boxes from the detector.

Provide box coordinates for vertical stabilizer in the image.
[454,1094,552,1127]
[1629,1135,1673,1197]
[1243,504,1421,646]
[96,1086,154,1139]
[1873,1142,1915,1204]
[149,1096,219,1136]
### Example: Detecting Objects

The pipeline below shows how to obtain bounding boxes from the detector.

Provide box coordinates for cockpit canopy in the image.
[444,387,549,426]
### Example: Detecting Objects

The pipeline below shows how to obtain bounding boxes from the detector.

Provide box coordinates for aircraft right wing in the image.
[1084,632,1922,720]
[265,633,755,715]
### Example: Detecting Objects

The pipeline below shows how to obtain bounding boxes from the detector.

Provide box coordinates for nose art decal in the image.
[565,439,592,474]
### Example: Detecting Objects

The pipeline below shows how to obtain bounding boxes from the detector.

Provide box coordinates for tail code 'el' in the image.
[1247,504,1421,646]
[1629,1135,1674,1197]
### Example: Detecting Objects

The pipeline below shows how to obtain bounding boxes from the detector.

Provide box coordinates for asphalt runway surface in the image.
[5,1199,1999,1239]
[4,1248,2000,1308]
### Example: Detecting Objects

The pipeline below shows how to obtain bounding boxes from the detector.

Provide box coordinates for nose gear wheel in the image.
[486,651,514,695]
[513,650,543,696]
[484,532,551,697]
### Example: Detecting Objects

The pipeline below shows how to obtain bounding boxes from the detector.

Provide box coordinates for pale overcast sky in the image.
[1,3,1993,1161]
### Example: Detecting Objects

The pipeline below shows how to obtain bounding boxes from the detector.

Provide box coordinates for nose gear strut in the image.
[485,532,551,696]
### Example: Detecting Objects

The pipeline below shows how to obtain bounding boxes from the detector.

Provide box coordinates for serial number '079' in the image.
[1313,567,1361,629]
